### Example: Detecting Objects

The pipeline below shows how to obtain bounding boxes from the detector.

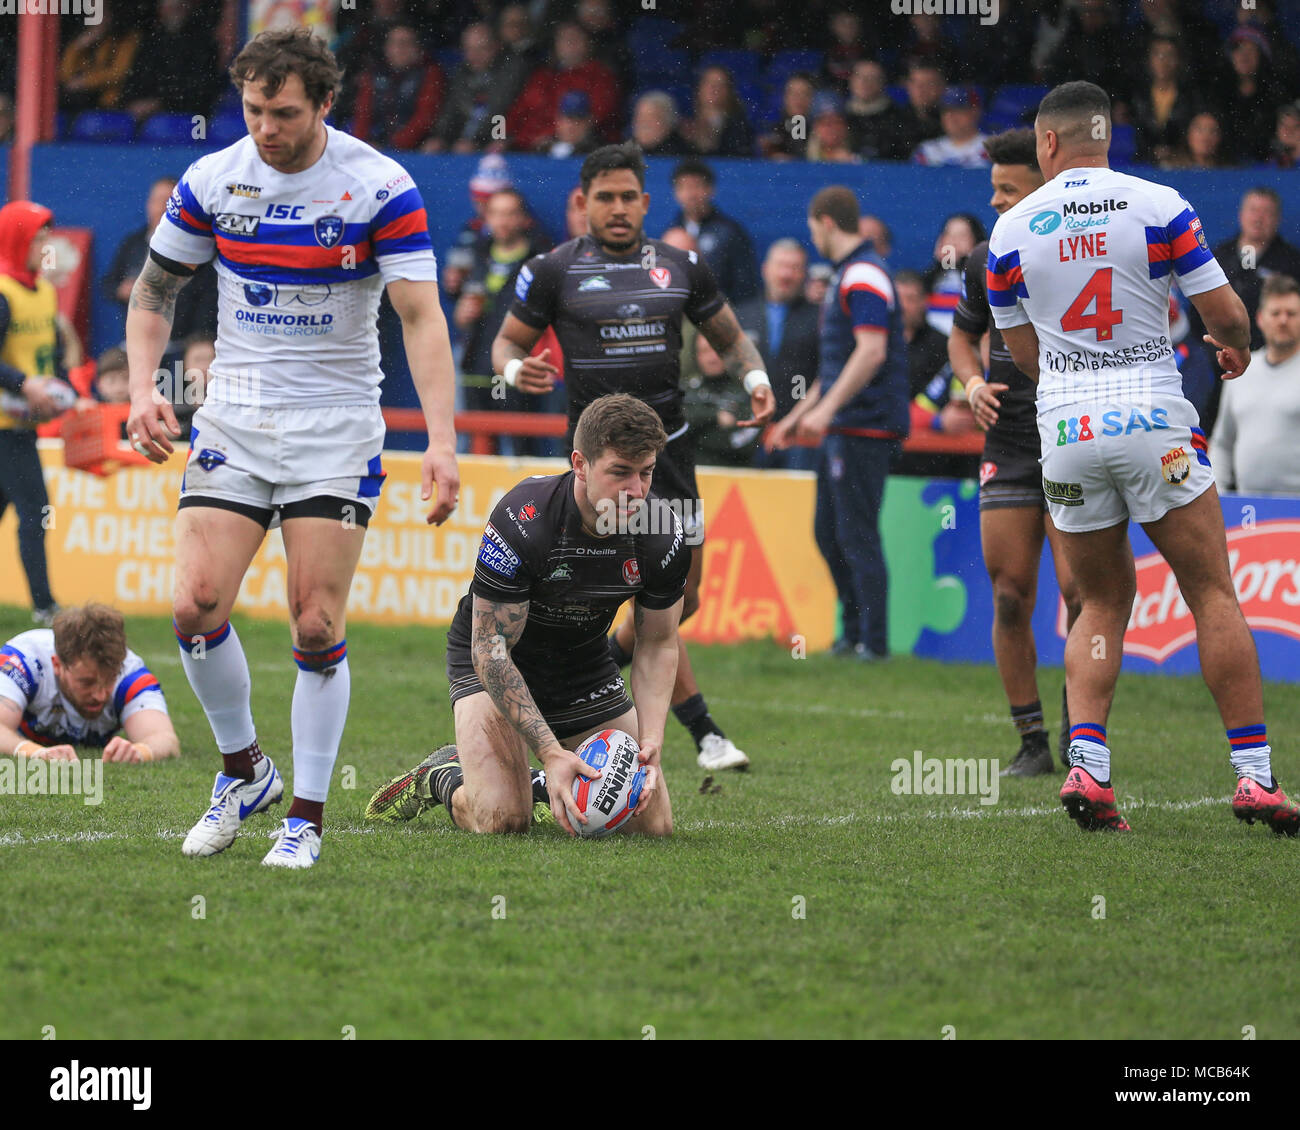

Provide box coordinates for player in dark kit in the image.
[490,143,775,772]
[947,129,1082,777]
[365,395,686,836]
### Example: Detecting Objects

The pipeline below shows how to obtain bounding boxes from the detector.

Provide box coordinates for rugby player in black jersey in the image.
[365,395,687,836]
[947,129,1083,777]
[490,143,775,772]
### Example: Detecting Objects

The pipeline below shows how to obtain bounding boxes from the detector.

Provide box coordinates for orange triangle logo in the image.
[341,191,352,200]
[679,485,794,644]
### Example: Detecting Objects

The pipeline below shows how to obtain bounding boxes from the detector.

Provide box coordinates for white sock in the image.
[175,620,256,754]
[290,648,350,803]
[1068,739,1111,784]
[1230,745,1273,787]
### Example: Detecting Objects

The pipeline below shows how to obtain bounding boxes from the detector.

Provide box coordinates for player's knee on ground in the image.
[470,801,532,835]
[173,584,222,635]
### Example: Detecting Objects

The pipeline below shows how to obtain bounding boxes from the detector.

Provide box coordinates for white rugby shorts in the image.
[179,402,387,517]
[1037,394,1214,532]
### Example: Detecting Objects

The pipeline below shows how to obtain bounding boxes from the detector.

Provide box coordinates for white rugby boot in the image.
[262,817,322,869]
[181,761,284,857]
[697,733,750,771]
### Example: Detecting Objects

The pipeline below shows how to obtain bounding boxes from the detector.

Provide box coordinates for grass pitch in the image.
[2,603,1297,1040]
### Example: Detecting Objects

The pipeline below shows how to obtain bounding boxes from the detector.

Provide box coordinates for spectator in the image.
[922,211,985,337]
[1266,101,1300,170]
[913,86,989,168]
[536,90,600,158]
[1044,0,1125,98]
[1164,111,1225,170]
[670,158,760,302]
[1235,0,1299,91]
[1211,187,1300,353]
[122,0,223,123]
[758,74,816,161]
[574,0,634,93]
[351,24,444,151]
[823,8,874,90]
[173,334,214,435]
[506,22,621,151]
[94,347,130,404]
[455,188,553,455]
[1216,27,1282,165]
[631,92,692,157]
[424,23,527,154]
[101,177,217,355]
[683,332,760,468]
[806,93,862,164]
[805,262,832,306]
[894,268,949,400]
[498,2,545,71]
[899,13,964,82]
[58,9,140,113]
[442,155,513,301]
[859,215,892,259]
[1210,275,1300,495]
[895,61,945,159]
[1134,0,1223,74]
[1131,36,1200,166]
[680,65,754,158]
[844,60,906,161]
[735,238,820,470]
[333,0,403,120]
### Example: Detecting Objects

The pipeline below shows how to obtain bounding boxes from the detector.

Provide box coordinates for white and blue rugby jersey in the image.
[150,124,437,407]
[0,630,167,748]
[987,166,1228,413]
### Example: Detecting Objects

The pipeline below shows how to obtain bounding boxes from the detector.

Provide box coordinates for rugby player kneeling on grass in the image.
[0,602,179,764]
[366,395,684,836]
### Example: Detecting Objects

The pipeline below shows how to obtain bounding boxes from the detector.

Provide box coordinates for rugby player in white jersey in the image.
[125,29,460,867]
[987,81,1297,835]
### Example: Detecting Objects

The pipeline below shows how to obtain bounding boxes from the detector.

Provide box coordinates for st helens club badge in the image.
[649,267,670,288]
[622,559,641,585]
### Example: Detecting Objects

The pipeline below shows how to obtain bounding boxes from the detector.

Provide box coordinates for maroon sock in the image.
[287,797,324,831]
[222,740,264,780]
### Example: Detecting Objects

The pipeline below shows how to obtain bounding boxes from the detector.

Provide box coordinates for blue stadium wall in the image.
[27,143,1300,371]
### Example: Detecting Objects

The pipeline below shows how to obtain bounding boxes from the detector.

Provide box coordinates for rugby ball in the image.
[571,729,645,838]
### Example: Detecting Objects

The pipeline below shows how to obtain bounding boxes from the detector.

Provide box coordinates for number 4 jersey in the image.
[986,165,1228,415]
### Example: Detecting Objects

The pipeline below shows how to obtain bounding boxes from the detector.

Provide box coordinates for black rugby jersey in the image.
[446,471,690,677]
[508,235,726,434]
[953,239,1038,447]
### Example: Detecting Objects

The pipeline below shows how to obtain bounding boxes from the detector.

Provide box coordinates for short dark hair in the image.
[53,603,127,676]
[574,394,667,463]
[808,185,859,234]
[1260,274,1300,306]
[486,187,527,212]
[580,142,646,193]
[1244,185,1282,211]
[894,268,925,290]
[96,346,128,373]
[229,28,343,110]
[984,127,1039,171]
[670,157,715,187]
[1037,81,1111,134]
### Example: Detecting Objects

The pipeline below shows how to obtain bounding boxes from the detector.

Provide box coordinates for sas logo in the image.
[214,212,260,236]
[1043,478,1084,506]
[195,448,227,473]
[1055,414,1095,446]
[1029,210,1061,235]
[519,502,537,521]
[649,267,671,288]
[622,558,641,586]
[1160,446,1191,485]
[313,214,345,249]
[578,275,612,291]
[226,182,262,198]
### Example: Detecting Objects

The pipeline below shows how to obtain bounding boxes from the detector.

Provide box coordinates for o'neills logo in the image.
[1057,521,1300,662]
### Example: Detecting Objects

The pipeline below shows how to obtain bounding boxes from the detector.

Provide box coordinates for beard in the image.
[597,224,642,253]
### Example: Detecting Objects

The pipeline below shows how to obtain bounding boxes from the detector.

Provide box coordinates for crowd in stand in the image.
[13,0,1298,170]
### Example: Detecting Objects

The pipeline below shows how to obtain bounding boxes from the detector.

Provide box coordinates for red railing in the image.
[381,409,985,456]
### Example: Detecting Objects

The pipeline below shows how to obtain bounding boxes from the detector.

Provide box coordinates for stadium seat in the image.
[208,111,245,146]
[137,113,197,145]
[433,48,461,73]
[627,15,683,52]
[69,110,136,143]
[887,84,908,107]
[633,47,689,83]
[55,111,68,139]
[767,49,824,82]
[1110,123,1136,165]
[989,83,1048,124]
[700,49,762,85]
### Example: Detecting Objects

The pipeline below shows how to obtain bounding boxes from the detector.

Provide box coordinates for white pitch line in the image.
[0,795,1232,848]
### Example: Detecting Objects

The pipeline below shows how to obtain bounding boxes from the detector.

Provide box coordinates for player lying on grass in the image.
[0,602,179,763]
[366,394,684,836]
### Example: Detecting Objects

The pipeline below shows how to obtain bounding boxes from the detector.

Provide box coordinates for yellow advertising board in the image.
[2,445,836,650]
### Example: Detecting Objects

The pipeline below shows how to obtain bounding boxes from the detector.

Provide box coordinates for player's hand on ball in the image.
[739,384,775,427]
[543,745,600,837]
[30,744,78,762]
[126,391,181,463]
[516,349,558,394]
[1204,334,1250,380]
[969,381,1007,431]
[421,442,461,526]
[632,738,662,817]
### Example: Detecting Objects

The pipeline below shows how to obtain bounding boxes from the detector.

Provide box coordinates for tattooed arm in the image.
[125,253,197,462]
[696,303,776,426]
